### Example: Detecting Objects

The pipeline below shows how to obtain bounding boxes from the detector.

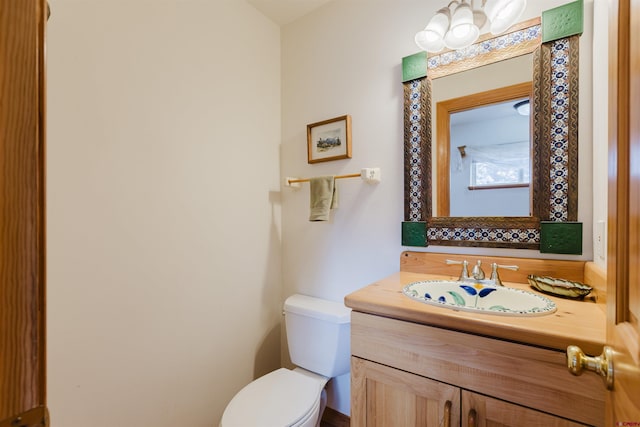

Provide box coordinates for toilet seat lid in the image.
[221,368,322,427]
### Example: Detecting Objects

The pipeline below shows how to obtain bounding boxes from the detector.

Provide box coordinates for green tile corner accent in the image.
[402,52,428,82]
[542,0,584,43]
[402,221,427,247]
[539,221,582,255]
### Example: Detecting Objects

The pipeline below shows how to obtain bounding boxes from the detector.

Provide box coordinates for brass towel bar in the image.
[287,173,361,185]
[285,168,381,188]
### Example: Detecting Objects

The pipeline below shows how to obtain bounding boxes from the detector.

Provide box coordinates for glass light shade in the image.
[472,9,487,32]
[415,30,445,52]
[415,7,450,52]
[444,1,479,50]
[484,0,527,35]
[514,99,530,116]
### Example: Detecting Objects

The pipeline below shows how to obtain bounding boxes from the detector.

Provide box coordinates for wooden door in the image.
[351,357,460,427]
[607,0,640,423]
[0,0,48,426]
[461,391,586,427]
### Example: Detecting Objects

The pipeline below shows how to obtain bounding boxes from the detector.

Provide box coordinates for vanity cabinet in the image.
[350,311,604,427]
[352,357,460,426]
[353,357,585,426]
[460,390,586,427]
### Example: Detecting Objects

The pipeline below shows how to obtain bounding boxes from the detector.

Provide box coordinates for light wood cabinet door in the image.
[352,357,460,427]
[461,391,587,427]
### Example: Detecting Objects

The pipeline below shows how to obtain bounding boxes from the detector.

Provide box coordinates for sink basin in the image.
[402,280,557,317]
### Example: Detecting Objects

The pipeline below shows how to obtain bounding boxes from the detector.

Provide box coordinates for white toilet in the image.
[220,294,351,427]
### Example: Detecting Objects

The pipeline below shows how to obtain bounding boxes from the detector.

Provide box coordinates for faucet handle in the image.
[497,264,519,271]
[489,263,520,286]
[445,259,469,280]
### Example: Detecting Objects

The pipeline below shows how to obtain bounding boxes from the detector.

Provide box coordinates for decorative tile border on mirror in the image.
[426,221,540,247]
[426,24,542,79]
[543,37,580,223]
[401,0,584,252]
[402,78,431,222]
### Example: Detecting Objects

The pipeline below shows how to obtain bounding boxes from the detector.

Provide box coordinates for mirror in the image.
[403,17,580,249]
[431,54,533,217]
[448,97,532,217]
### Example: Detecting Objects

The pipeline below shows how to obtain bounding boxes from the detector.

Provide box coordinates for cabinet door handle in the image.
[467,408,477,427]
[443,400,452,427]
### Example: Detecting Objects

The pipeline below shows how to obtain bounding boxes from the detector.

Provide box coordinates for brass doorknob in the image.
[566,345,614,390]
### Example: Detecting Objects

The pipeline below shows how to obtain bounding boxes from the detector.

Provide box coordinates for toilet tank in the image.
[284,294,351,378]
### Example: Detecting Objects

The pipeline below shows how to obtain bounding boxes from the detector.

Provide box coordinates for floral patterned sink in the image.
[402,280,557,317]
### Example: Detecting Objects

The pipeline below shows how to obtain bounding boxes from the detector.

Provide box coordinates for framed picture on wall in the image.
[307,115,352,163]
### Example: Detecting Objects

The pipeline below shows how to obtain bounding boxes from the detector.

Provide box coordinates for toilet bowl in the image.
[220,368,327,427]
[220,294,351,427]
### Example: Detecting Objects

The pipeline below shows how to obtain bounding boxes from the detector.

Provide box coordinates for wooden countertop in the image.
[345,270,606,355]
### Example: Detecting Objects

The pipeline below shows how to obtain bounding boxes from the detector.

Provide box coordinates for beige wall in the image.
[45,0,608,423]
[46,1,282,425]
[281,0,601,415]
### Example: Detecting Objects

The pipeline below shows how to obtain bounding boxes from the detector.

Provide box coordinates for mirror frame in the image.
[403,17,579,249]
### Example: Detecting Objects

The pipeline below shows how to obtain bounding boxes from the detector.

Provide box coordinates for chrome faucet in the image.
[471,260,485,280]
[446,259,519,286]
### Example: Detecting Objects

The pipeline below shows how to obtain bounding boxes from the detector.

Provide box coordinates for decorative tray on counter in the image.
[527,274,593,299]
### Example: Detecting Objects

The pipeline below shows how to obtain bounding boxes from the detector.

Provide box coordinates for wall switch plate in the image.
[596,220,606,260]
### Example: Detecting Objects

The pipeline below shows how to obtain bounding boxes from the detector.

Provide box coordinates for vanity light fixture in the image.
[415,0,527,53]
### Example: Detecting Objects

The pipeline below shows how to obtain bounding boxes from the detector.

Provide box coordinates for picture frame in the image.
[307,115,352,164]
